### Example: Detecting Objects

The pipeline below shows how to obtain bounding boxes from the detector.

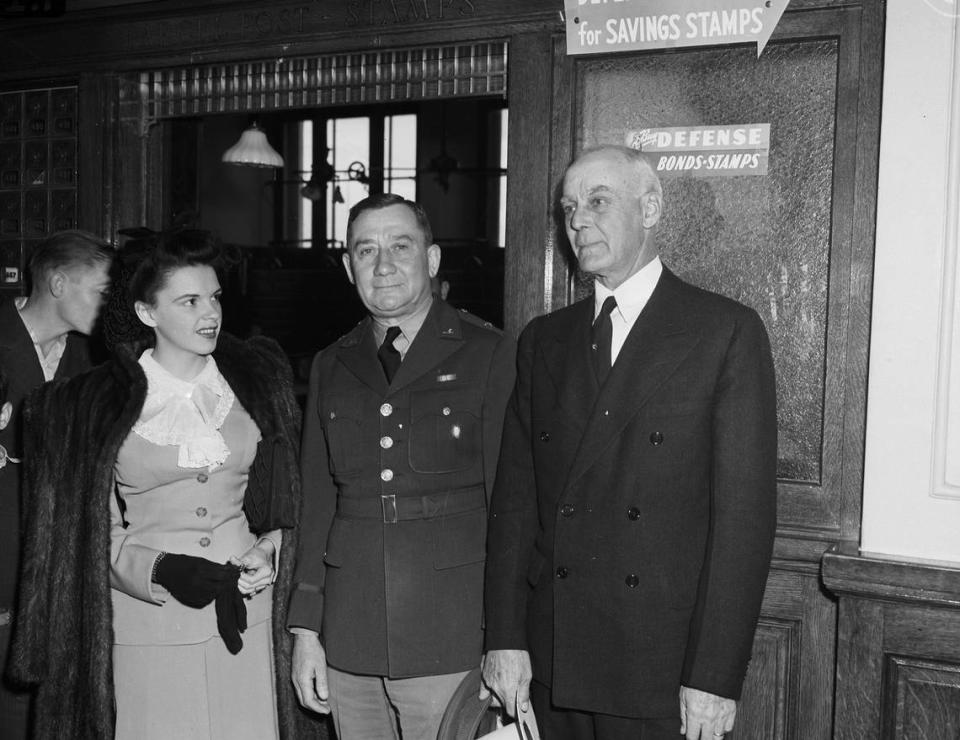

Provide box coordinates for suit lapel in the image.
[0,299,45,390]
[564,270,701,492]
[389,299,463,392]
[336,318,390,394]
[540,299,598,434]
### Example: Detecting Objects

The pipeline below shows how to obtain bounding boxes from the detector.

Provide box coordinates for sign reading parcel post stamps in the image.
[627,124,771,178]
[565,0,791,57]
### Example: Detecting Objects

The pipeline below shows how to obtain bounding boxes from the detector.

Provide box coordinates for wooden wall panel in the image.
[734,565,837,740]
[825,548,960,740]
[735,617,799,739]
[884,658,960,740]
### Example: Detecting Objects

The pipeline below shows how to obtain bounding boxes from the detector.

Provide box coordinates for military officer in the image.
[288,194,515,740]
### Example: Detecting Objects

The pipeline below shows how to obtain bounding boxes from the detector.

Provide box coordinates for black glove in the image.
[214,568,247,655]
[152,553,236,609]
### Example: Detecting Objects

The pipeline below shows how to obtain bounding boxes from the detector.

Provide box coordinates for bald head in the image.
[560,146,663,289]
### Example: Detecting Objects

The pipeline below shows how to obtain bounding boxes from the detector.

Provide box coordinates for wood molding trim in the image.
[822,546,960,609]
[932,9,960,499]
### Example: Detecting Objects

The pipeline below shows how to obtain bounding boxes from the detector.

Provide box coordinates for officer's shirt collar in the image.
[371,295,434,360]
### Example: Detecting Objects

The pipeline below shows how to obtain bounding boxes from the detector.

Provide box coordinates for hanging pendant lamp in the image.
[222,122,284,168]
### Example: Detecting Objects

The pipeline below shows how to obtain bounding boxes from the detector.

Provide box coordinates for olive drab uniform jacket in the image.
[288,298,515,678]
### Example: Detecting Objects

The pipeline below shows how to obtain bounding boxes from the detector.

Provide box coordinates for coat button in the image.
[627,506,641,520]
[560,504,575,518]
[199,537,211,548]
[380,403,393,417]
[649,431,664,446]
[197,472,209,483]
[625,574,639,588]
[195,507,208,518]
[380,436,394,449]
[381,468,394,482]
[556,566,569,579]
[539,431,550,442]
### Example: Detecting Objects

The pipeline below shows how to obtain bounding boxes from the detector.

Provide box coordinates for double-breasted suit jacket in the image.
[289,298,515,678]
[0,299,93,611]
[485,267,777,718]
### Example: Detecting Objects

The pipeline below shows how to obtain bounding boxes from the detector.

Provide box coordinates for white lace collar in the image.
[133,350,235,470]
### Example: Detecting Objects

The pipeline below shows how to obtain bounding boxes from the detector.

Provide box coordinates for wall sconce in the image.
[300,148,336,202]
[222,122,284,168]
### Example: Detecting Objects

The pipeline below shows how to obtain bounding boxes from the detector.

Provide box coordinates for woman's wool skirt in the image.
[113,618,279,740]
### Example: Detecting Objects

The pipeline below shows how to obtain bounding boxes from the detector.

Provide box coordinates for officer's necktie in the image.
[591,296,618,385]
[378,326,403,384]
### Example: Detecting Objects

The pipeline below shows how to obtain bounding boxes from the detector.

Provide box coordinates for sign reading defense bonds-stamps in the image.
[627,124,771,178]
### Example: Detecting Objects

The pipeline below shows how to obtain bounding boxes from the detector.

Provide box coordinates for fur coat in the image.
[9,334,325,739]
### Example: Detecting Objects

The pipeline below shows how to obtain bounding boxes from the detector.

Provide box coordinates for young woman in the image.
[10,230,316,739]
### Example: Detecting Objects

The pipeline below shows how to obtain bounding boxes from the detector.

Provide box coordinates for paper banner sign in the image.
[627,124,771,177]
[565,0,790,57]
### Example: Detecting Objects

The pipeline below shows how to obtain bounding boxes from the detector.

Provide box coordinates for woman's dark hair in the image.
[102,228,230,354]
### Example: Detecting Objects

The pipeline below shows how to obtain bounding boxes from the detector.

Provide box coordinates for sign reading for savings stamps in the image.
[565,0,791,57]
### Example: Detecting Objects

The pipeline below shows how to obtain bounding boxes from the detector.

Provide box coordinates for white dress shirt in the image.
[594,256,663,366]
[15,297,66,381]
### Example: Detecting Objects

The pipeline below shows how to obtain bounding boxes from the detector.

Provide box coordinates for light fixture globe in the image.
[222,122,284,168]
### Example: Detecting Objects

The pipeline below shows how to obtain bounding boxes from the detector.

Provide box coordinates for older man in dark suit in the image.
[0,229,113,738]
[289,194,515,739]
[482,146,777,740]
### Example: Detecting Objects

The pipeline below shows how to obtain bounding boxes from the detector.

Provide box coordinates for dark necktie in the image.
[378,326,403,384]
[591,296,618,385]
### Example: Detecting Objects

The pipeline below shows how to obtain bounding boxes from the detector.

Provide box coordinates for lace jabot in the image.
[133,350,235,470]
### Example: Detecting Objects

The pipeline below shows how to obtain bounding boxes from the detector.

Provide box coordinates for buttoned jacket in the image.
[109,401,276,646]
[484,268,778,718]
[289,298,515,678]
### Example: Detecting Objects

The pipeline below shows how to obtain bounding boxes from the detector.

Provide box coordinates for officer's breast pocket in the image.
[320,394,365,475]
[408,387,482,474]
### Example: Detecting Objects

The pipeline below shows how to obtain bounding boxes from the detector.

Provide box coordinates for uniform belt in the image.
[337,488,485,524]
